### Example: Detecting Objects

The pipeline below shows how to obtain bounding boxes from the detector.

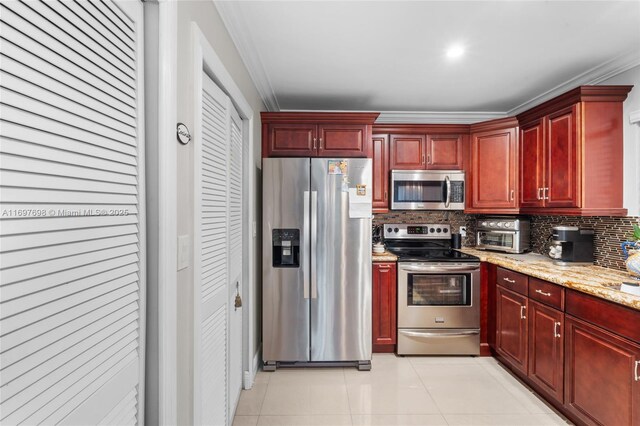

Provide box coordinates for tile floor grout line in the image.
[407,355,448,419]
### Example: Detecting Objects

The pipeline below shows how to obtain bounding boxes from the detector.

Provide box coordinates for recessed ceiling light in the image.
[446,44,465,59]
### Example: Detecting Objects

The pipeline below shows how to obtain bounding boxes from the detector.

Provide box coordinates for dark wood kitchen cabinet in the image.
[466,117,519,214]
[517,85,632,216]
[261,112,379,158]
[427,134,464,169]
[372,262,397,353]
[389,134,426,169]
[564,316,640,426]
[389,133,464,170]
[496,284,528,375]
[372,134,390,212]
[528,300,564,403]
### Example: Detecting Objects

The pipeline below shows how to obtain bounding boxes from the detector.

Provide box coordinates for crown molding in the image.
[508,48,640,117]
[214,1,280,111]
[376,111,507,124]
[631,110,640,124]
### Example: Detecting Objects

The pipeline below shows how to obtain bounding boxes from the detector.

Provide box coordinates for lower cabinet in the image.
[496,285,528,374]
[493,267,640,425]
[372,262,397,352]
[528,300,564,403]
[564,316,640,426]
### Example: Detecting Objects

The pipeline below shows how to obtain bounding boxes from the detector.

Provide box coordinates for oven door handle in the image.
[400,265,480,272]
[478,230,516,234]
[402,330,480,338]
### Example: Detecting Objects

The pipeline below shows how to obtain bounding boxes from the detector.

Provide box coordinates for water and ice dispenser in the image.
[272,229,300,267]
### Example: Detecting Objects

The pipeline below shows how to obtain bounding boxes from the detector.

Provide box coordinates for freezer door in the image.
[310,158,372,361]
[263,158,311,362]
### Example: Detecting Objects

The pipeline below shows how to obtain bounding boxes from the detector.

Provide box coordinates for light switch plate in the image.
[177,234,191,270]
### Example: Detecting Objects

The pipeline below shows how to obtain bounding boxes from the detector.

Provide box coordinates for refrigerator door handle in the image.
[311,190,318,299]
[303,191,310,299]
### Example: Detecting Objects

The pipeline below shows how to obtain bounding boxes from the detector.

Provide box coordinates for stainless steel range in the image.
[384,224,481,355]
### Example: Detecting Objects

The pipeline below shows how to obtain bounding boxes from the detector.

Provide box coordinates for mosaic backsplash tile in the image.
[529,215,640,271]
[373,211,640,271]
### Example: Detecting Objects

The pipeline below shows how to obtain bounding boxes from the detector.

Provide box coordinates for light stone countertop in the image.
[458,247,640,311]
[372,251,398,262]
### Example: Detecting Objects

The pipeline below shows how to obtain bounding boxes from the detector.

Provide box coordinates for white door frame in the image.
[151,1,178,425]
[190,21,256,424]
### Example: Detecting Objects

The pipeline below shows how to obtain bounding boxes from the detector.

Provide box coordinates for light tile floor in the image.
[233,354,572,426]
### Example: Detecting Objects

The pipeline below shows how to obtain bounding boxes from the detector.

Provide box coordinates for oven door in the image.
[397,262,480,329]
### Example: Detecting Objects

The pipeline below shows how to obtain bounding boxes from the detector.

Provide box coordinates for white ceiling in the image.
[216,1,640,122]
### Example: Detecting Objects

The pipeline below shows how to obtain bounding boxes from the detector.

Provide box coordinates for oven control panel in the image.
[384,223,451,239]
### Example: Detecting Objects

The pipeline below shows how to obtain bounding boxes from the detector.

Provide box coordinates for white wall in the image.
[600,64,640,216]
[174,1,265,424]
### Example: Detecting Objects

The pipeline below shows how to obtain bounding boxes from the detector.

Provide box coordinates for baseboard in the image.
[243,344,261,390]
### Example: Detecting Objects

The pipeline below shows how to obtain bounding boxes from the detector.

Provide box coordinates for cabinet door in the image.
[496,286,528,375]
[470,128,518,209]
[565,316,640,426]
[546,105,579,208]
[389,134,426,170]
[372,262,397,352]
[520,121,545,208]
[318,124,367,157]
[372,134,389,212]
[528,300,564,403]
[267,123,317,157]
[426,134,463,169]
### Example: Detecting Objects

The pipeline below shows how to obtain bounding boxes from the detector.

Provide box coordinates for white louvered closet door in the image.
[228,105,243,419]
[0,0,145,425]
[197,72,230,426]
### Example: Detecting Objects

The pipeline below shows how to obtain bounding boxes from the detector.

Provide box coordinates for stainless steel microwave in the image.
[390,170,465,210]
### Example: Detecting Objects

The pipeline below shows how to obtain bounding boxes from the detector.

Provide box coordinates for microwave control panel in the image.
[450,181,464,203]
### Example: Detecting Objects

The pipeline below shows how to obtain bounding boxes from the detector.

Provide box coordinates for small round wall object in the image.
[177,122,191,145]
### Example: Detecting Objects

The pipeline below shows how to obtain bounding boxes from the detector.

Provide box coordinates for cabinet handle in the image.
[535,289,552,297]
[635,361,640,381]
[520,305,526,320]
[554,321,561,338]
[427,154,431,164]
[313,137,317,150]
[510,189,515,201]
[384,190,387,201]
[422,154,426,164]
[537,187,542,200]
[544,187,549,200]
[319,137,323,149]
[503,277,516,283]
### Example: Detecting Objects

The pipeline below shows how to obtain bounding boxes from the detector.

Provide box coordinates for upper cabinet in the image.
[517,85,632,216]
[388,133,464,170]
[427,134,464,169]
[466,118,520,214]
[389,134,426,169]
[372,134,390,212]
[261,112,379,158]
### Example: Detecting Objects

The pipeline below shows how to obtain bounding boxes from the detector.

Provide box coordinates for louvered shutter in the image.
[0,0,145,425]
[197,72,230,426]
[228,106,243,415]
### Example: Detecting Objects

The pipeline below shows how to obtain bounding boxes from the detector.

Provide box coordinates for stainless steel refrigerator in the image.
[262,158,372,370]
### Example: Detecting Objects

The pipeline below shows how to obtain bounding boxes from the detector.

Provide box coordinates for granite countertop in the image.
[372,251,398,262]
[458,247,640,311]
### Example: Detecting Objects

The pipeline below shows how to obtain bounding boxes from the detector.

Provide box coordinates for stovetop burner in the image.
[383,223,479,263]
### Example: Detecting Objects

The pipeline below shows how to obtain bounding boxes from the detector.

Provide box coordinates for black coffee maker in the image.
[548,226,595,265]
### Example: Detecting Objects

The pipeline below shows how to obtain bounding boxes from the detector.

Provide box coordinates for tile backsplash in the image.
[529,215,640,271]
[373,211,639,271]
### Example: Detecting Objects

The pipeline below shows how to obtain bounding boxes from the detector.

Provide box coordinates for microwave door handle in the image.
[444,175,451,208]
